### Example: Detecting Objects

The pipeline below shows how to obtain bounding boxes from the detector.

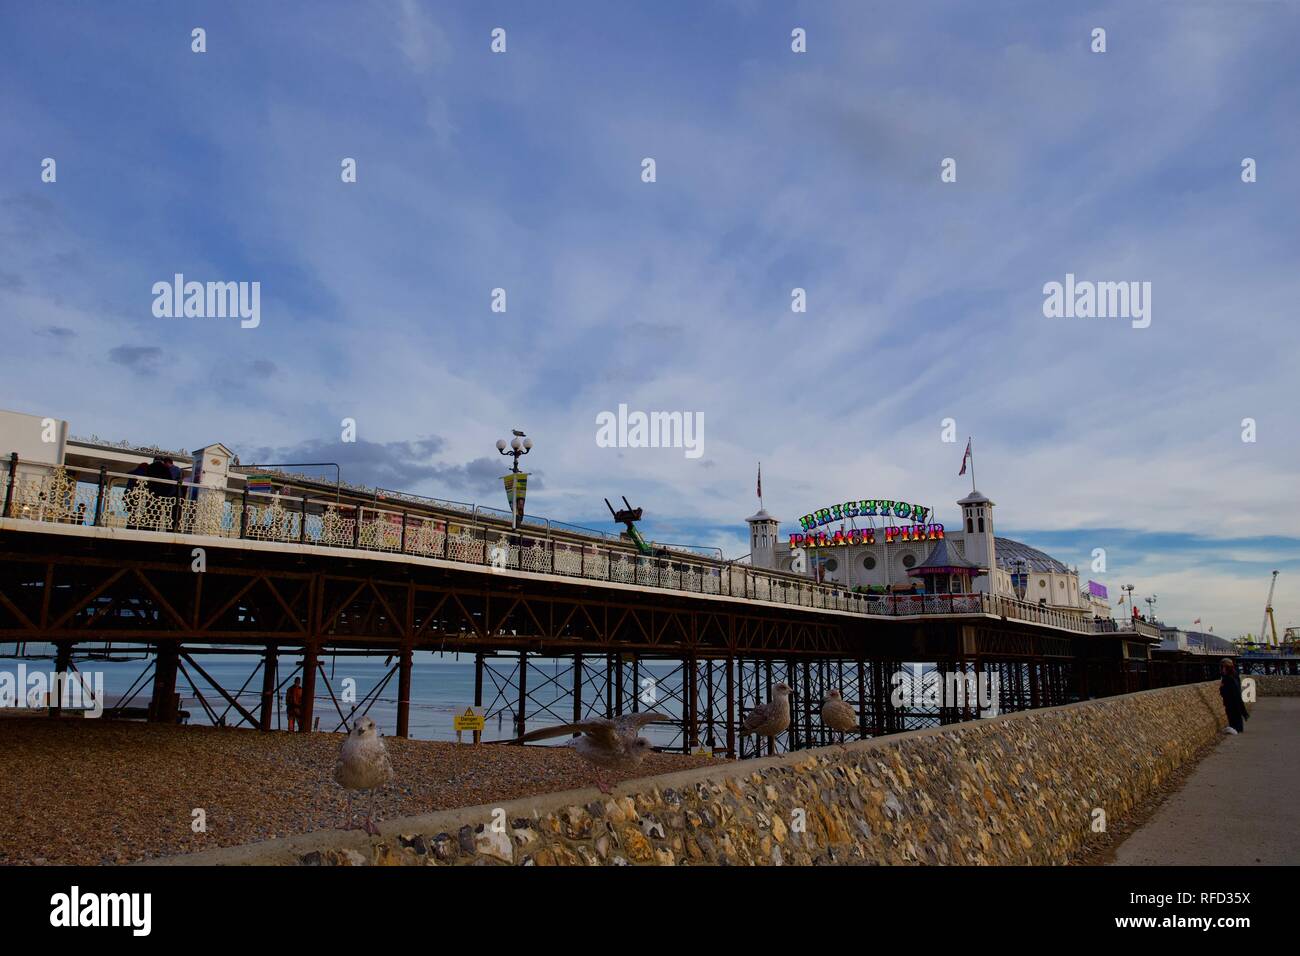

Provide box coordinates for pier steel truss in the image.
[0,527,1243,756]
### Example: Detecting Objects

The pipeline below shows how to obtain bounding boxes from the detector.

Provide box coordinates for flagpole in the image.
[969,438,976,492]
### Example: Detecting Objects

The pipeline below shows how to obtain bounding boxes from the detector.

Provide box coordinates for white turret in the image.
[747,509,779,570]
[957,490,997,593]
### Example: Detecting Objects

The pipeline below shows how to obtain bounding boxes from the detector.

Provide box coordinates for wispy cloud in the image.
[1,1,1296,637]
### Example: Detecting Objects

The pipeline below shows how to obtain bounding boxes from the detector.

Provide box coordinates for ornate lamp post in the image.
[496,430,533,532]
[495,430,532,473]
[1013,558,1027,601]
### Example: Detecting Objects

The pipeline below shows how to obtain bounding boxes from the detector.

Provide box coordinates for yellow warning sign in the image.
[454,706,485,731]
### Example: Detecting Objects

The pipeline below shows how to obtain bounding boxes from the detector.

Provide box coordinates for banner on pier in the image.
[503,472,528,528]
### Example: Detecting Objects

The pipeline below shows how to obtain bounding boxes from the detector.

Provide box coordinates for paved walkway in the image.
[1112,697,1300,865]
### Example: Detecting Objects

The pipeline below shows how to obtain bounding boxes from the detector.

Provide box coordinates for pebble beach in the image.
[0,715,719,865]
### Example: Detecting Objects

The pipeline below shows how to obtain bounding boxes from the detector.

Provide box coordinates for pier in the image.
[5,443,1291,757]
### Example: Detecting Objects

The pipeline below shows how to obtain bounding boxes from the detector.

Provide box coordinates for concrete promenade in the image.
[1112,697,1300,866]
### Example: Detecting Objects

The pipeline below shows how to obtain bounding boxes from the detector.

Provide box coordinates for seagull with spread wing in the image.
[512,712,671,793]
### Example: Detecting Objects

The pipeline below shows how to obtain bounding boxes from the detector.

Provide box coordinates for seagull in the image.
[334,716,394,835]
[511,712,671,793]
[821,689,858,740]
[741,682,792,752]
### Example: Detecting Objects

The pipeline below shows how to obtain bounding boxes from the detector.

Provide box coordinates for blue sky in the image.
[2,1,1298,638]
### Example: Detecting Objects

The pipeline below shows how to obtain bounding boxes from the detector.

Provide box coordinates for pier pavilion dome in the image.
[994,538,1070,573]
[995,537,1080,610]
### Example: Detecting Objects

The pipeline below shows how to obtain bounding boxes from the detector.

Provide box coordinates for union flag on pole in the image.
[757,462,762,501]
[958,439,972,476]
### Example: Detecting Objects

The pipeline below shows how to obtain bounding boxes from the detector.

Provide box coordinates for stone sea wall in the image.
[166,680,1237,866]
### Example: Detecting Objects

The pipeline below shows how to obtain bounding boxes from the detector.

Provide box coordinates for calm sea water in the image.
[5,648,961,747]
[5,649,697,747]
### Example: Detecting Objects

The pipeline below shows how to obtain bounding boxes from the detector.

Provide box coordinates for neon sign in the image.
[790,524,944,550]
[790,498,944,550]
[798,499,931,531]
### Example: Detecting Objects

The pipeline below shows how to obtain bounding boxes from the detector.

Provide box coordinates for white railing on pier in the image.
[0,457,1098,634]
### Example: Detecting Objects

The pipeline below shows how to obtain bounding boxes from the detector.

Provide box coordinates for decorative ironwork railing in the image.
[0,456,1097,633]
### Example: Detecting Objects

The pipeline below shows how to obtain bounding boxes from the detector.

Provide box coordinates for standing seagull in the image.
[510,712,671,793]
[741,682,792,753]
[334,716,394,835]
[821,689,859,741]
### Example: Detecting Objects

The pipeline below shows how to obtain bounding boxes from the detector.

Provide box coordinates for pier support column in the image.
[686,655,698,750]
[516,651,528,737]
[395,643,413,738]
[703,660,715,751]
[51,641,72,716]
[474,653,484,708]
[603,653,613,718]
[300,643,318,733]
[149,642,180,724]
[724,655,736,759]
[856,659,867,736]
[259,643,278,731]
[795,660,806,749]
[759,658,769,754]
[572,653,583,730]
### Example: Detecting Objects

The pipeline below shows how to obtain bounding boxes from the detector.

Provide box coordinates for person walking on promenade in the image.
[1219,658,1247,734]
[286,677,304,732]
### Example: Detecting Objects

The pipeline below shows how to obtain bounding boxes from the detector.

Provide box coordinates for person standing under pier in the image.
[286,677,304,732]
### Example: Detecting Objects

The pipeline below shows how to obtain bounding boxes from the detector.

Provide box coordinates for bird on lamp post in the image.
[496,430,532,473]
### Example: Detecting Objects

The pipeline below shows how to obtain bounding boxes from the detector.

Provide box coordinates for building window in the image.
[902,554,916,568]
[977,517,984,532]
[966,518,974,533]
[863,556,876,570]
[825,558,839,572]
[1039,579,1047,588]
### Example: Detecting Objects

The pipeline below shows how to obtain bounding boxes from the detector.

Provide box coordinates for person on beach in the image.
[286,677,303,731]
[1219,658,1247,734]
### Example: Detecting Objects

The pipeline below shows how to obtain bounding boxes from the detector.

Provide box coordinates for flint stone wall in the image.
[162,681,1244,866]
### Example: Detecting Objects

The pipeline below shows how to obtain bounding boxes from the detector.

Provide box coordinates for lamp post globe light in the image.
[497,430,533,473]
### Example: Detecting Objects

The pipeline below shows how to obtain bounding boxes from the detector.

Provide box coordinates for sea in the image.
[2,648,699,748]
[4,647,965,747]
